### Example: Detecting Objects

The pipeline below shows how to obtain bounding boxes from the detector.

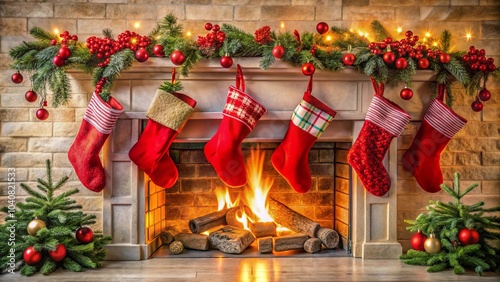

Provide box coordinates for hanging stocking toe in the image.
[68,92,124,192]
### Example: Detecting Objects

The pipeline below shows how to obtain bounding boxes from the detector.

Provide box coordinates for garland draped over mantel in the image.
[9,14,499,111]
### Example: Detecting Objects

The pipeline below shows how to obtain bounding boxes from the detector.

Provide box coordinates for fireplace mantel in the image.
[74,58,437,260]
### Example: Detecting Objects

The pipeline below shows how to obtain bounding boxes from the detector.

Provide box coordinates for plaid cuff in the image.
[291,99,334,138]
[222,86,267,130]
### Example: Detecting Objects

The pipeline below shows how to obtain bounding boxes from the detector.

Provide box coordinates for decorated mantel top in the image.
[8,14,499,120]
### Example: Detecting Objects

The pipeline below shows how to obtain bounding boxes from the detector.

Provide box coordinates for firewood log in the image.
[273,233,308,252]
[304,238,322,253]
[268,197,320,237]
[174,232,209,250]
[225,207,244,228]
[316,227,339,249]
[188,207,237,234]
[249,221,277,238]
[258,237,273,254]
[208,226,255,254]
[159,226,181,245]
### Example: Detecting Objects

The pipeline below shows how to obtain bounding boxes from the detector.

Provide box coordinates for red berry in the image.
[50,39,57,45]
[11,71,23,84]
[479,64,487,72]
[405,30,413,38]
[170,50,186,65]
[272,45,285,59]
[213,24,220,32]
[471,98,483,112]
[384,37,392,43]
[488,64,496,71]
[220,55,233,68]
[418,58,430,69]
[301,62,315,76]
[478,89,491,101]
[205,23,213,30]
[395,57,408,69]
[53,55,65,67]
[383,51,396,64]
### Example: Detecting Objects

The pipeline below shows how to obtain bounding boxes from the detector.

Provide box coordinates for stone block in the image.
[420,6,499,21]
[268,192,301,206]
[335,206,348,223]
[342,0,369,5]
[29,167,75,182]
[165,207,181,220]
[197,164,217,177]
[0,108,29,121]
[28,18,77,36]
[90,0,127,3]
[193,193,217,207]
[77,19,127,34]
[395,6,420,21]
[180,150,208,164]
[1,93,33,108]
[55,3,106,18]
[29,108,75,122]
[1,152,52,167]
[261,6,315,21]
[319,149,334,162]
[483,106,499,121]
[335,163,350,178]
[234,6,261,21]
[166,194,195,206]
[482,181,500,194]
[180,179,211,193]
[76,196,103,211]
[53,122,80,137]
[0,137,27,152]
[335,177,349,193]
[335,191,349,208]
[52,153,71,167]
[28,137,74,152]
[343,6,394,21]
[0,168,28,182]
[181,206,213,220]
[301,192,333,206]
[309,163,334,176]
[482,152,500,166]
[0,3,53,18]
[1,122,52,137]
[318,177,334,192]
[335,149,348,163]
[106,4,157,19]
[315,206,334,220]
[442,166,500,181]
[308,149,319,163]
[157,5,186,20]
[451,0,479,4]
[186,5,233,21]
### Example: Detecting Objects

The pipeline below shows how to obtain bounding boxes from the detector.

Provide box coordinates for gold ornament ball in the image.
[169,241,184,255]
[27,219,46,236]
[424,233,441,254]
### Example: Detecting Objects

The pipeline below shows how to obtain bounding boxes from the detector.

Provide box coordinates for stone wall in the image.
[1,1,499,251]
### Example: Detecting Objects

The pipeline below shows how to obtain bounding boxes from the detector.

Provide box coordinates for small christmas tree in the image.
[401,172,500,275]
[0,160,111,276]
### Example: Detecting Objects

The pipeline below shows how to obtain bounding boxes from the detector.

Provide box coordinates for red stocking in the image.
[204,65,267,187]
[68,92,124,192]
[347,79,411,196]
[402,84,467,192]
[272,76,336,193]
[129,90,196,188]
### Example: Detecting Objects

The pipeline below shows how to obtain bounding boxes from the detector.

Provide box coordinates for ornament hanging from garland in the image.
[11,71,23,84]
[76,226,94,244]
[471,97,483,112]
[25,90,38,103]
[400,85,413,100]
[23,246,42,265]
[170,50,186,65]
[316,22,329,35]
[342,52,356,66]
[478,89,491,101]
[220,54,233,68]
[27,218,46,236]
[152,44,165,57]
[272,45,285,59]
[135,48,149,62]
[302,62,315,76]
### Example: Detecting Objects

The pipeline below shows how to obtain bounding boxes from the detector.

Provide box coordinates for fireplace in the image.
[86,58,433,260]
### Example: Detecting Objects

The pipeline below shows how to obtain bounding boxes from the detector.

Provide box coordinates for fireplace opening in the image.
[144,141,352,257]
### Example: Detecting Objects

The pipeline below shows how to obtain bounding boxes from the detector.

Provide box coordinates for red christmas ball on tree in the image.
[470,229,480,244]
[53,55,65,67]
[342,53,356,66]
[316,22,329,35]
[135,48,149,62]
[418,58,430,69]
[478,89,491,101]
[152,44,165,57]
[58,46,71,59]
[383,51,396,64]
[302,62,315,76]
[272,45,285,59]
[400,87,413,100]
[48,243,67,262]
[25,90,38,103]
[458,228,480,245]
[220,55,233,68]
[36,107,49,120]
[410,230,427,251]
[76,226,94,244]
[170,50,186,65]
[23,246,42,265]
[471,98,483,112]
[439,53,451,64]
[11,71,23,84]
[395,57,408,69]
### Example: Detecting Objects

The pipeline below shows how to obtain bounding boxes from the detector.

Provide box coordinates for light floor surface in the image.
[2,257,499,281]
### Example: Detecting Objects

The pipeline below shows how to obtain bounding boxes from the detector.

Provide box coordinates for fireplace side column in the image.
[350,121,403,258]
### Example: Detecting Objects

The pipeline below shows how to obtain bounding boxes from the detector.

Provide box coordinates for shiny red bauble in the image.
[58,46,71,59]
[302,62,315,76]
[395,57,408,69]
[205,22,213,31]
[11,71,23,84]
[439,53,451,64]
[212,24,220,32]
[316,22,329,35]
[471,98,483,112]
[410,230,427,251]
[23,246,42,265]
[458,228,480,246]
[342,53,356,66]
[478,89,491,101]
[220,55,233,68]
[272,45,285,59]
[152,44,165,57]
[418,58,430,69]
[36,108,49,120]
[400,87,413,100]
[53,55,65,67]
[382,51,396,64]
[76,226,94,244]
[25,90,38,103]
[170,50,186,65]
[48,243,67,262]
[135,48,149,62]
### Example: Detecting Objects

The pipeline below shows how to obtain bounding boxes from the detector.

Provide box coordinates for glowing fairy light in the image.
[280,22,285,29]
[465,30,472,41]
[358,31,364,36]
[432,41,438,47]
[186,31,192,37]
[53,28,60,35]
[325,35,332,41]
[397,27,402,34]
[134,22,140,29]
[425,32,431,38]
[364,32,369,38]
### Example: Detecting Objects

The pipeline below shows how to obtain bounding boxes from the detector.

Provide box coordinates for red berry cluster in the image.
[94,77,109,95]
[462,46,496,73]
[50,31,78,46]
[86,31,151,67]
[254,26,272,45]
[197,23,226,55]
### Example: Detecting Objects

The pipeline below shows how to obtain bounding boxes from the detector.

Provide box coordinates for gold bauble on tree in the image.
[424,233,442,254]
[27,218,46,236]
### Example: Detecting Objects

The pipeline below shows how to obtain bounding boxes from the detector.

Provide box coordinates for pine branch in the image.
[40,259,57,275]
[30,26,57,41]
[371,20,392,42]
[159,80,183,94]
[439,30,452,53]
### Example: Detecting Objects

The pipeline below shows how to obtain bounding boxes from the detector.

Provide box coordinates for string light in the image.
[432,41,438,47]
[280,22,285,29]
[134,22,140,29]
[325,35,332,41]
[53,28,59,35]
[364,32,369,38]
[465,29,472,41]
[186,31,192,37]
[425,32,431,38]
[397,26,402,34]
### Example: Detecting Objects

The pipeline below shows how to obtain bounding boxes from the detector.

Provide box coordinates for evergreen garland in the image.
[401,172,500,275]
[0,160,111,276]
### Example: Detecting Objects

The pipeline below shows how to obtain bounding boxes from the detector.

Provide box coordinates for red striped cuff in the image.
[83,92,124,134]
[424,99,467,138]
[366,95,411,137]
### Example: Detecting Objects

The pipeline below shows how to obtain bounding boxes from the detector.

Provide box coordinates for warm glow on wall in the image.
[425,32,431,38]
[325,35,332,41]
[186,31,192,37]
[465,30,472,41]
[134,22,140,29]
[53,28,59,35]
[397,26,402,34]
[280,21,285,30]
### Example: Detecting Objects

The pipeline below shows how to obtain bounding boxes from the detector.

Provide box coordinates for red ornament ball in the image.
[205,22,213,31]
[135,48,149,62]
[36,108,49,121]
[53,55,65,67]
[302,62,315,76]
[418,58,430,69]
[478,89,491,101]
[23,246,42,265]
[25,90,38,103]
[410,230,427,251]
[220,55,233,68]
[152,44,165,57]
[395,57,408,69]
[272,45,285,59]
[170,50,186,65]
[50,39,57,45]
[471,99,483,112]
[76,226,94,244]
[439,53,451,64]
[342,53,356,66]
[316,22,329,35]
[212,24,220,32]
[58,46,71,59]
[11,71,23,84]
[470,229,480,244]
[382,51,396,64]
[458,228,474,246]
[400,87,413,100]
[48,243,67,262]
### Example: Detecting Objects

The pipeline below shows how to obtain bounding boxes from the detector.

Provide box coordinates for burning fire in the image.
[215,150,275,229]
